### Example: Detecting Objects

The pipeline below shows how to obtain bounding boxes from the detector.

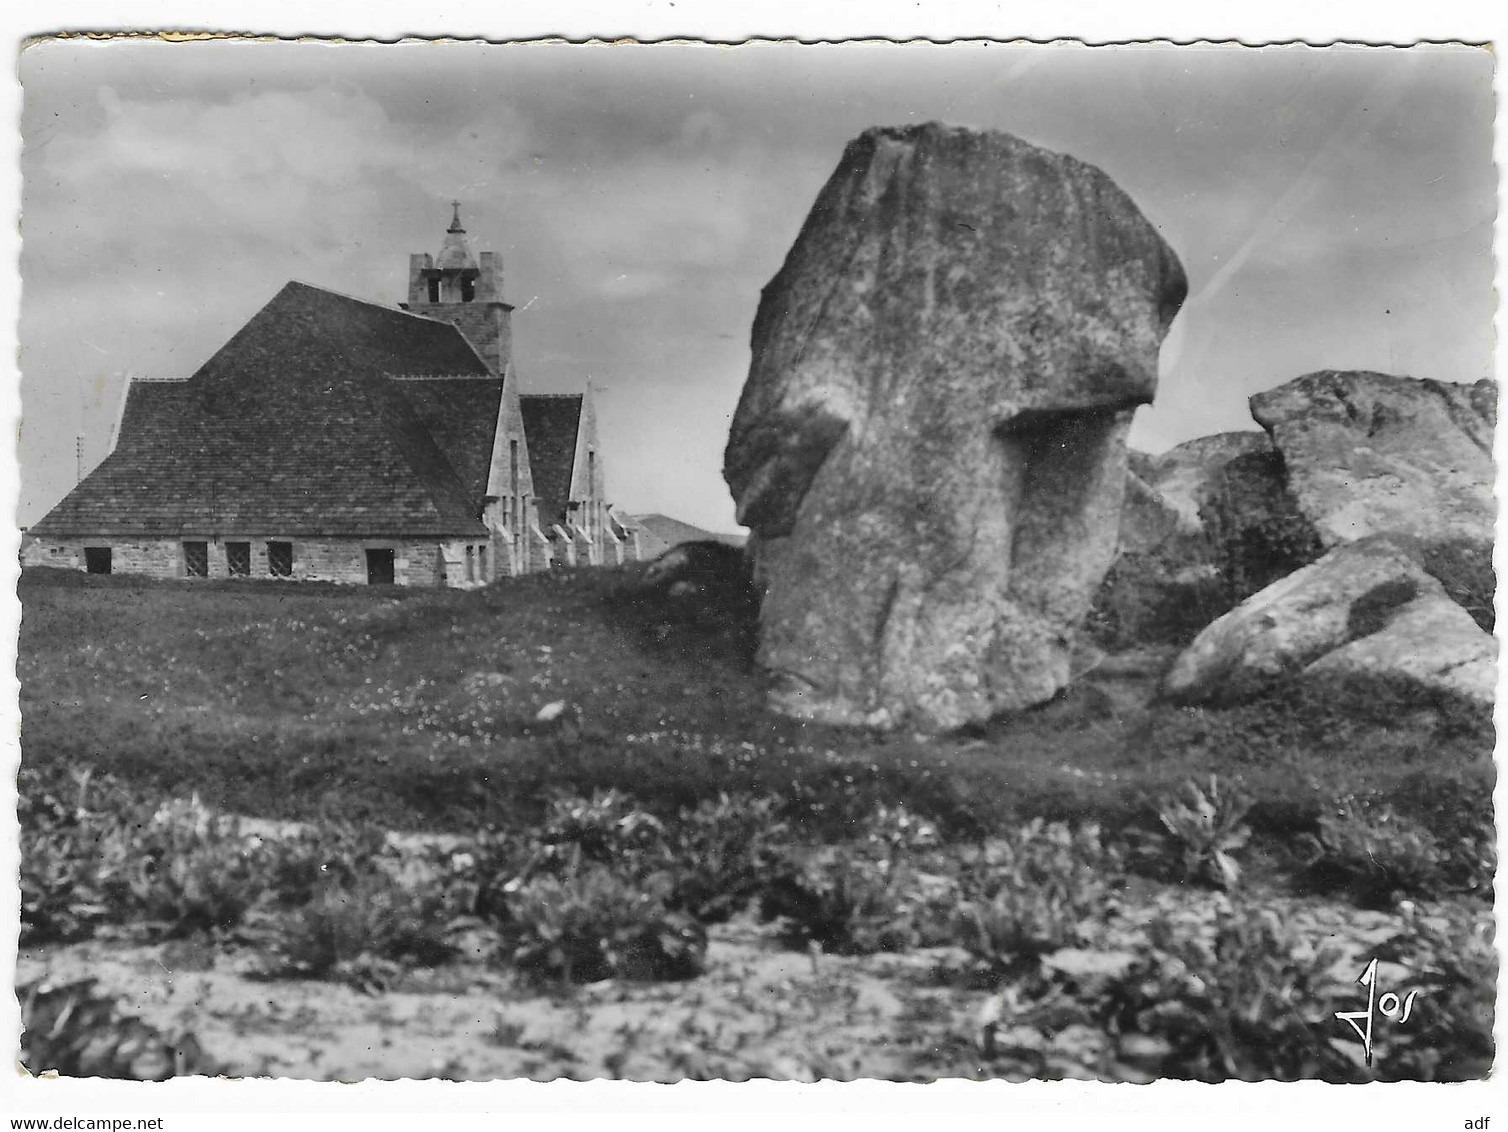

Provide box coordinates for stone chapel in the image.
[22,205,639,585]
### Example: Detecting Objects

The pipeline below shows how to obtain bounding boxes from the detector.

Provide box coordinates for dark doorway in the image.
[84,547,111,575]
[366,548,396,585]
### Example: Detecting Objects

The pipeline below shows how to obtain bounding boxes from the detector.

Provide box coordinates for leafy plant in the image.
[20,826,116,945]
[756,804,955,955]
[1097,905,1360,1082]
[20,977,217,1079]
[759,853,924,955]
[664,792,794,923]
[1296,801,1446,907]
[953,820,1121,973]
[258,872,456,986]
[537,787,669,868]
[257,821,394,909]
[419,827,537,923]
[1152,776,1252,890]
[503,865,706,983]
[101,796,264,937]
[1371,906,1495,1081]
[19,767,132,944]
[19,768,262,943]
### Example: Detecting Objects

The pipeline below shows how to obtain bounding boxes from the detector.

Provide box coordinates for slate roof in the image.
[391,377,503,511]
[31,282,499,539]
[520,394,582,529]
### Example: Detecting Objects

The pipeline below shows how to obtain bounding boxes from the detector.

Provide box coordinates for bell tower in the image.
[401,202,514,377]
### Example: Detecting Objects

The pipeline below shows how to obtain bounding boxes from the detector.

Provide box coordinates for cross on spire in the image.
[448,200,464,232]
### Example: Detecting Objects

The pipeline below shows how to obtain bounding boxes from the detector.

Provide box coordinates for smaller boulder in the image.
[532,701,582,735]
[1250,371,1495,549]
[643,540,750,597]
[1307,595,1497,705]
[1163,535,1495,707]
[535,700,570,724]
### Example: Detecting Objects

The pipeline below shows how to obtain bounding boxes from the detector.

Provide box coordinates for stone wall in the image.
[19,534,501,588]
[23,537,184,578]
[530,526,557,571]
[23,517,635,586]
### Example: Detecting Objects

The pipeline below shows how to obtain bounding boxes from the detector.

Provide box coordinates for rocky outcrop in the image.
[1193,444,1325,600]
[1250,371,1496,549]
[643,539,751,600]
[1163,536,1496,707]
[1116,431,1321,601]
[1117,471,1184,556]
[724,122,1187,731]
[1141,432,1275,534]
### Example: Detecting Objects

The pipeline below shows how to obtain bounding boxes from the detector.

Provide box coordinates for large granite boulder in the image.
[1250,371,1496,548]
[724,123,1187,731]
[1163,535,1496,707]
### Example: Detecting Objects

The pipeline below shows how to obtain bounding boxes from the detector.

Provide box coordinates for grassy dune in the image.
[18,564,1492,848]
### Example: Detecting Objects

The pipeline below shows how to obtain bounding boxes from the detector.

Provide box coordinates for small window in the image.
[478,544,489,581]
[465,544,476,582]
[226,542,250,577]
[267,540,293,578]
[461,276,476,302]
[183,541,208,577]
[84,546,111,575]
[427,278,440,303]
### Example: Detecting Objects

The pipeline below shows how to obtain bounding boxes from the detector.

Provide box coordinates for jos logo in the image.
[1333,957,1419,1066]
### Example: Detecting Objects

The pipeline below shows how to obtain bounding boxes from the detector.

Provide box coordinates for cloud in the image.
[16,42,1497,536]
[31,84,533,268]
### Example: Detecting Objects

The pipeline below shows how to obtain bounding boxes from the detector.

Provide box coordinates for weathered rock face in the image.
[1250,371,1496,548]
[1141,432,1275,534]
[1193,445,1325,600]
[1116,431,1321,597]
[724,123,1187,731]
[1117,470,1184,556]
[1163,535,1496,707]
[1305,595,1497,706]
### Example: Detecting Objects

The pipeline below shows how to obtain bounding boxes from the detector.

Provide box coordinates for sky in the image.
[16,39,1497,534]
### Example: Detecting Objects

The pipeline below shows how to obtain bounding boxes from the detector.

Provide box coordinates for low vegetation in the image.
[17,566,1496,1080]
[1421,537,1496,634]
